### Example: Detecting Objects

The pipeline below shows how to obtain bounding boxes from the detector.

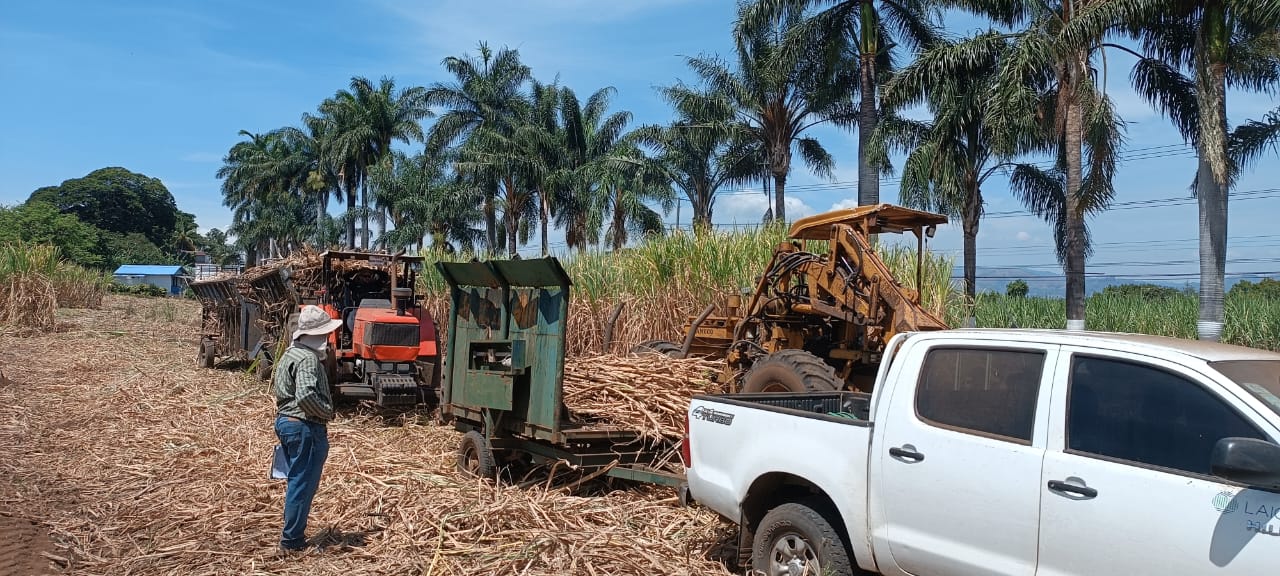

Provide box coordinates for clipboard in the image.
[270,444,290,480]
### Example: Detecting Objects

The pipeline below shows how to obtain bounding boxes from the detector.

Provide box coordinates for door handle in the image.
[1048,479,1098,499]
[889,446,925,462]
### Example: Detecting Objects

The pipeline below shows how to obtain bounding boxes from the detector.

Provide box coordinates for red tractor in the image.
[292,250,441,408]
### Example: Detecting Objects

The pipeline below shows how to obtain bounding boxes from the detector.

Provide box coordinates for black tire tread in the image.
[742,349,840,393]
[630,339,683,358]
[457,430,497,479]
[751,501,855,576]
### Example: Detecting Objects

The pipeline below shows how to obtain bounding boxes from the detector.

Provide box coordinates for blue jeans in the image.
[274,415,328,549]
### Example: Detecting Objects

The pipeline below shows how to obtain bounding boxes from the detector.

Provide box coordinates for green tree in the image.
[667,2,856,222]
[0,201,103,267]
[425,43,532,254]
[321,76,432,250]
[102,232,178,268]
[370,150,484,252]
[1077,0,1280,340]
[875,32,1034,321]
[636,87,761,231]
[1006,279,1029,298]
[555,86,641,249]
[943,1,1125,331]
[28,167,181,247]
[741,0,941,207]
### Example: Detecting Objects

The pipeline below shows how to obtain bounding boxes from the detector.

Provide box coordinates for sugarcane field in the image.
[5,1,1280,575]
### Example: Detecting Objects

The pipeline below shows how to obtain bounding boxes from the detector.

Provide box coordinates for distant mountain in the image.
[955,267,1277,298]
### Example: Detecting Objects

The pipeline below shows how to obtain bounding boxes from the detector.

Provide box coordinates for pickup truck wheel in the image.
[630,339,683,358]
[742,350,840,393]
[752,502,854,576]
[457,430,496,479]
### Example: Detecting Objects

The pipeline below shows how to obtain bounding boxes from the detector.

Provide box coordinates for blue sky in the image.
[2,0,1278,282]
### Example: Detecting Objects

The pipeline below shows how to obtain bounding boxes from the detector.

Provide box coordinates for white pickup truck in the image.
[685,329,1280,575]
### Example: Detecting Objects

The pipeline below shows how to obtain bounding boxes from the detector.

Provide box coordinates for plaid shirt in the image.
[273,345,333,423]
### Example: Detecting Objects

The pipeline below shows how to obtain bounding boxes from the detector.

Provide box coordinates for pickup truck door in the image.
[1037,348,1280,575]
[872,341,1058,576]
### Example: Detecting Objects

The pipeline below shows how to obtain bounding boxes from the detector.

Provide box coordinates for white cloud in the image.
[1016,231,1032,242]
[714,192,817,225]
[830,197,859,210]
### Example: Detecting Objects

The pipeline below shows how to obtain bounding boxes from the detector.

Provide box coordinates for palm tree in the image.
[595,144,675,250]
[934,1,1124,330]
[322,76,431,250]
[741,0,941,207]
[668,2,856,222]
[636,87,762,231]
[425,43,532,254]
[875,32,1035,325]
[556,86,635,249]
[369,150,484,252]
[1073,0,1280,340]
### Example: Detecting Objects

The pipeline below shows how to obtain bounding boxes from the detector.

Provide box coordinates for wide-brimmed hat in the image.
[293,305,342,340]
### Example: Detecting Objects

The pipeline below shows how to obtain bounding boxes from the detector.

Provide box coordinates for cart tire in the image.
[751,501,854,576]
[255,356,274,381]
[630,339,683,358]
[457,431,496,479]
[741,350,840,393]
[197,339,215,369]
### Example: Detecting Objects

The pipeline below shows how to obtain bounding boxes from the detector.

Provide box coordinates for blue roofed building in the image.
[112,265,188,296]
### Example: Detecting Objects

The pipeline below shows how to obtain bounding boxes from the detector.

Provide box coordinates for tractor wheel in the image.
[751,501,855,576]
[197,339,216,369]
[255,356,274,381]
[457,430,496,479]
[741,350,840,394]
[630,339,683,358]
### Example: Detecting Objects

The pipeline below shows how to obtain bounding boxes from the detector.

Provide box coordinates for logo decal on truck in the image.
[692,406,735,426]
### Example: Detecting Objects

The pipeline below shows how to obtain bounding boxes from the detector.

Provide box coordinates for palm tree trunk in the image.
[1064,81,1087,331]
[540,188,550,257]
[962,187,982,328]
[360,174,370,250]
[315,192,327,247]
[773,171,787,223]
[1196,6,1230,342]
[377,207,387,251]
[484,189,497,256]
[858,53,880,207]
[612,188,627,251]
[346,188,357,249]
[503,178,518,258]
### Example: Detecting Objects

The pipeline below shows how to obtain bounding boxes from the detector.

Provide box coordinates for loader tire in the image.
[630,339,683,358]
[457,430,496,479]
[197,339,215,369]
[741,350,840,394]
[751,501,855,576]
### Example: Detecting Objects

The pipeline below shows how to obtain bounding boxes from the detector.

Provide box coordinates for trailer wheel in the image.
[630,339,683,358]
[751,502,854,576]
[741,350,839,393]
[197,339,216,369]
[457,431,496,479]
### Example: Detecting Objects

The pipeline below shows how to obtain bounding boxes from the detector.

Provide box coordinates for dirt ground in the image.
[0,296,735,575]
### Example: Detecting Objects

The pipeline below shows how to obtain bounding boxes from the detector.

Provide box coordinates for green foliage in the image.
[101,232,179,268]
[0,201,104,267]
[108,282,169,297]
[1095,283,1185,300]
[1006,280,1029,298]
[0,242,109,309]
[28,167,181,247]
[957,292,1280,351]
[1229,278,1280,299]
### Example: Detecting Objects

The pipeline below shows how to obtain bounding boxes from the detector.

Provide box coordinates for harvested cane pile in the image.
[564,354,724,441]
[0,296,736,575]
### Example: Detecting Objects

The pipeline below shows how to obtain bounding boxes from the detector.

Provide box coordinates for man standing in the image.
[273,305,341,553]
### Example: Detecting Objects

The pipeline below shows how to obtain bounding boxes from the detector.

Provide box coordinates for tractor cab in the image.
[299,250,441,407]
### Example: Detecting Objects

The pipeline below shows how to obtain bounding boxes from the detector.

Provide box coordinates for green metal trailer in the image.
[436,257,686,489]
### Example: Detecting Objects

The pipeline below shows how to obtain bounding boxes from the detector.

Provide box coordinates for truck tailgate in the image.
[685,393,874,529]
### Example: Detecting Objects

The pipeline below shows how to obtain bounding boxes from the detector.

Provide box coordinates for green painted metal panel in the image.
[454,370,515,410]
[437,261,503,288]
[489,257,571,289]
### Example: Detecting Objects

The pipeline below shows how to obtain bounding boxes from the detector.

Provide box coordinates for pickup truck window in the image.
[1068,356,1266,476]
[1209,360,1280,418]
[916,347,1045,443]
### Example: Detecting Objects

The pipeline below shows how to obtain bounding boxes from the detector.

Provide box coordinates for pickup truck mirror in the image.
[1211,437,1280,491]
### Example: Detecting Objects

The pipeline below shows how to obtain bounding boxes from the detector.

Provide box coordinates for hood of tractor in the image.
[352,307,423,362]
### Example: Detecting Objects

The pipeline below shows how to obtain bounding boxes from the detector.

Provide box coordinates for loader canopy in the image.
[788,203,947,240]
